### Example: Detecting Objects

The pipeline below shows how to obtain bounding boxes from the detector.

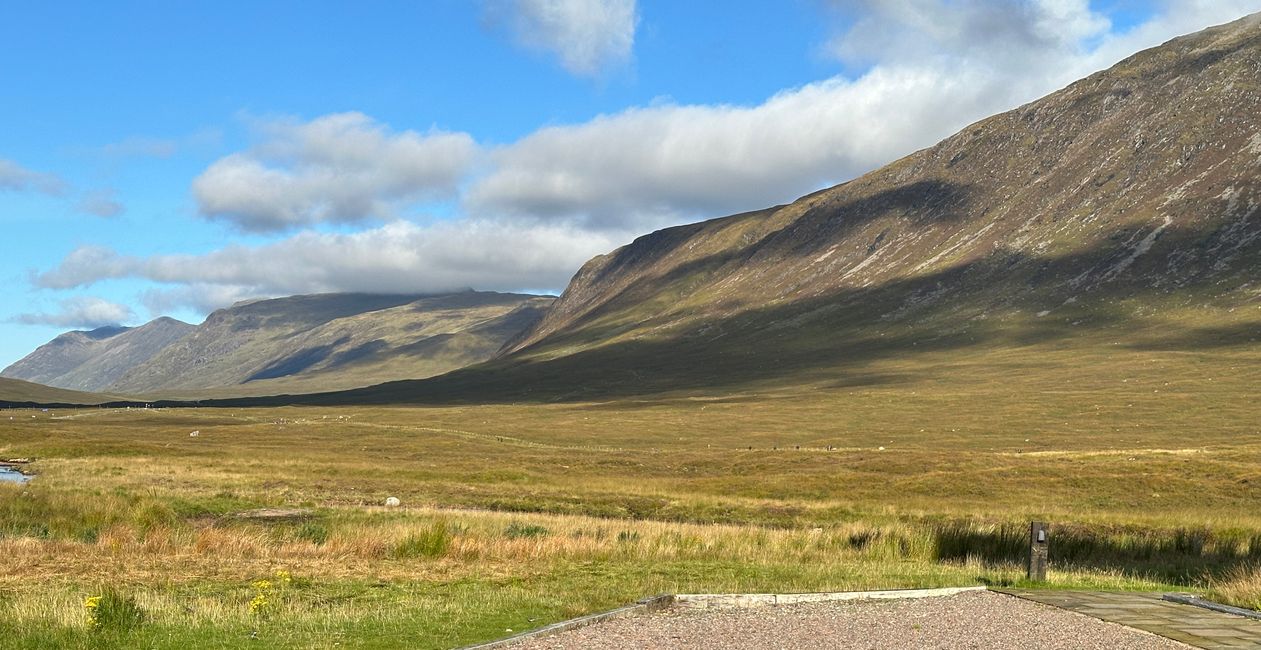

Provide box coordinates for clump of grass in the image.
[932,521,1025,565]
[1210,563,1261,610]
[504,522,548,539]
[391,521,451,558]
[294,522,329,546]
[83,590,145,632]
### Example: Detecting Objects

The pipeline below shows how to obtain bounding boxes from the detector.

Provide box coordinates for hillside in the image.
[508,14,1261,357]
[106,291,553,397]
[271,13,1261,406]
[0,318,194,392]
[0,377,118,406]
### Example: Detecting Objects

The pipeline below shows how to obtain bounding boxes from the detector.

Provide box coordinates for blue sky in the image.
[2,0,1260,368]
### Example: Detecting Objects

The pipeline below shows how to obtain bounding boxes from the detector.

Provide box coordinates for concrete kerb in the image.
[673,585,987,609]
[456,586,985,649]
[1162,593,1261,621]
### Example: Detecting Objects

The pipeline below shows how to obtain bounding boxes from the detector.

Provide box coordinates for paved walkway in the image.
[999,590,1261,650]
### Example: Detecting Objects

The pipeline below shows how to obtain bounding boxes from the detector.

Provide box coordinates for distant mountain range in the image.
[4,14,1260,407]
[2,291,552,398]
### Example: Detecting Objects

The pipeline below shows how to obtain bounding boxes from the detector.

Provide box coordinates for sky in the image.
[3,0,1261,368]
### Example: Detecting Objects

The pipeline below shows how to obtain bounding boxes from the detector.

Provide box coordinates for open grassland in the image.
[0,337,1260,647]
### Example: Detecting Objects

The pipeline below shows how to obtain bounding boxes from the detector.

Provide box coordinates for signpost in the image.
[1028,521,1049,581]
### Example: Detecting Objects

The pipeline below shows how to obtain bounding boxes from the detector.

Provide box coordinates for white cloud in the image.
[36,221,623,312]
[192,113,478,232]
[0,158,68,196]
[140,284,260,316]
[467,66,1008,232]
[485,0,638,76]
[825,0,1108,72]
[13,297,135,328]
[2,158,125,216]
[76,189,125,218]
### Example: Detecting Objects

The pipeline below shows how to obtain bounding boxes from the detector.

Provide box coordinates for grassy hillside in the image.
[106,292,553,398]
[0,378,119,406]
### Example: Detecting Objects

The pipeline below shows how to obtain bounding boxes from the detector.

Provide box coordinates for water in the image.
[0,466,31,483]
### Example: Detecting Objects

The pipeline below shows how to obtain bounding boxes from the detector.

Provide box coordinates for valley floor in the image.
[1,340,1260,648]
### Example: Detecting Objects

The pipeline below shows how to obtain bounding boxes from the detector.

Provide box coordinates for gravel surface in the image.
[511,590,1192,649]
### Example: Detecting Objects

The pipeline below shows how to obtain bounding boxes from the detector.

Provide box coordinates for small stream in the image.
[0,466,31,483]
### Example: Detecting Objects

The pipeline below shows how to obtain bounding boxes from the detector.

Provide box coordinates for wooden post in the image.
[1028,521,1048,581]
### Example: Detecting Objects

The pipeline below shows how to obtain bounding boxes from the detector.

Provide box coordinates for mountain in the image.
[8,15,1261,409]
[1,318,194,392]
[269,12,1261,406]
[104,291,553,397]
[505,14,1261,359]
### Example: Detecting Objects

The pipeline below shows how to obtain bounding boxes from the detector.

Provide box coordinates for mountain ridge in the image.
[3,291,555,399]
[1,317,195,392]
[105,291,554,397]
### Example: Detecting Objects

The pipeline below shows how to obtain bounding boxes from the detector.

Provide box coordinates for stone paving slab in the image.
[999,590,1261,650]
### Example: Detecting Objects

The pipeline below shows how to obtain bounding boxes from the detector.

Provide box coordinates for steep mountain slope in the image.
[506,13,1261,360]
[107,291,552,397]
[276,13,1261,405]
[1,318,194,392]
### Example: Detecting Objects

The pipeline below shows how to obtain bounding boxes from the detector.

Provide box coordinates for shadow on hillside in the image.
[554,180,976,350]
[196,205,1261,409]
[8,190,1255,411]
[1126,322,1261,350]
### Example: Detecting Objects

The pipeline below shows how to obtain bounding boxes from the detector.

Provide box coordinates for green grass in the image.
[0,334,1258,647]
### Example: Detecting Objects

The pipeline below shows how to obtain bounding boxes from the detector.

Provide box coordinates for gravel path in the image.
[511,590,1192,649]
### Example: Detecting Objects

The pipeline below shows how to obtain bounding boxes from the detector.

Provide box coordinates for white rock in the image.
[384,496,400,507]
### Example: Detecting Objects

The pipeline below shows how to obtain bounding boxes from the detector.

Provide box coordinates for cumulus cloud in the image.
[140,284,261,316]
[76,189,125,218]
[485,0,638,76]
[825,0,1110,70]
[36,221,622,312]
[0,158,68,196]
[467,66,1008,232]
[468,0,1261,232]
[192,113,478,232]
[13,296,135,329]
[2,157,124,216]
